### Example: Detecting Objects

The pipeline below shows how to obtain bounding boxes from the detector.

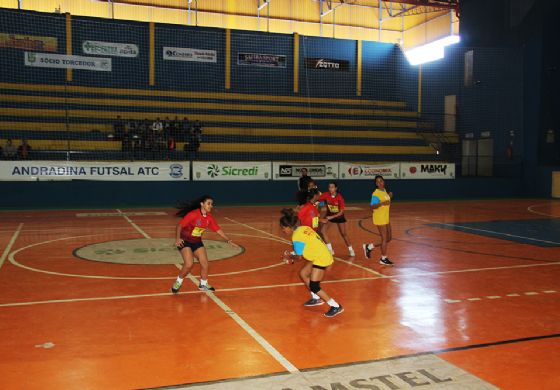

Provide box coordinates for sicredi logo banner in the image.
[82,40,139,57]
[163,47,217,63]
[401,162,455,179]
[273,162,338,180]
[339,163,400,180]
[305,57,349,71]
[0,162,189,181]
[193,161,271,181]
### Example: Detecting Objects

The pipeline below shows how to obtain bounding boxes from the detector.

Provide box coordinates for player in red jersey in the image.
[318,182,355,257]
[297,188,321,231]
[171,195,238,293]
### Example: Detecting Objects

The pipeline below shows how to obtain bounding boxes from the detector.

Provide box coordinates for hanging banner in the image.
[82,40,139,57]
[0,33,58,52]
[339,162,400,180]
[400,162,455,179]
[193,161,271,181]
[237,52,287,68]
[24,52,112,71]
[0,161,189,181]
[273,162,339,180]
[163,47,217,63]
[305,57,349,71]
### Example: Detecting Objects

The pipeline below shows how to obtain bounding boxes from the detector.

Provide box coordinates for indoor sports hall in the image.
[0,1,559,389]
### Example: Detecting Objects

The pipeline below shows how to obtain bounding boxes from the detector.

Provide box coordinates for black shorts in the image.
[312,264,327,270]
[177,240,204,252]
[328,215,347,224]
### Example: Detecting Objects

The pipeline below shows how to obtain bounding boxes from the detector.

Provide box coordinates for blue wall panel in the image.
[231,30,292,96]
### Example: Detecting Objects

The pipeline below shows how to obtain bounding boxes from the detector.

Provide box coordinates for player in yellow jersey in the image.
[280,208,344,318]
[362,175,394,266]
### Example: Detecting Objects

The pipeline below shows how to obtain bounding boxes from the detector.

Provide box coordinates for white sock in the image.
[327,298,340,308]
[326,243,333,251]
[311,292,320,300]
[290,251,296,256]
[175,276,184,284]
[382,255,387,260]
[367,243,374,250]
[348,246,354,251]
[200,279,208,286]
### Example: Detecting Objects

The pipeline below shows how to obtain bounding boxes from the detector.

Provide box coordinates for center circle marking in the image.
[73,238,244,265]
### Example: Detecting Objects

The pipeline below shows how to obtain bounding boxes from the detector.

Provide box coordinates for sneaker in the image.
[171,281,182,294]
[379,257,394,266]
[198,284,216,292]
[324,305,344,318]
[362,243,373,259]
[349,248,356,257]
[303,298,324,307]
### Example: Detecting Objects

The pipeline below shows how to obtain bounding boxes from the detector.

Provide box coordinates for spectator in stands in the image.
[122,128,132,160]
[182,117,191,142]
[17,139,32,160]
[298,168,312,191]
[2,139,17,160]
[164,117,171,136]
[114,115,125,140]
[172,116,180,140]
[167,136,176,160]
[152,117,163,133]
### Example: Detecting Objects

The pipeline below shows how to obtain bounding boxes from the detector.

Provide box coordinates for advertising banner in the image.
[24,52,111,71]
[0,161,189,181]
[82,40,139,57]
[273,162,339,180]
[193,161,271,181]
[304,57,349,71]
[339,162,400,180]
[237,52,286,68]
[0,33,57,52]
[400,162,455,179]
[163,47,217,63]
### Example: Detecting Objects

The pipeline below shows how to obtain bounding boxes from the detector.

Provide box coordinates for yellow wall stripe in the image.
[356,40,362,97]
[0,94,418,117]
[0,107,418,128]
[0,121,422,139]
[65,13,72,82]
[0,139,433,155]
[225,29,231,90]
[294,33,299,94]
[149,22,155,86]
[0,82,406,108]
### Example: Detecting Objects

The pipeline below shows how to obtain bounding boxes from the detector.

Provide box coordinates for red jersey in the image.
[179,209,220,243]
[319,192,345,216]
[298,202,319,231]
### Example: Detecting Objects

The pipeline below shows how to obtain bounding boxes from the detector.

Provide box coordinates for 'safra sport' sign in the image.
[193,161,271,181]
[0,161,189,181]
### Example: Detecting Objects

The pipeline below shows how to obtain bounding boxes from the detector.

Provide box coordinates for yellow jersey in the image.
[292,226,334,268]
[371,189,391,225]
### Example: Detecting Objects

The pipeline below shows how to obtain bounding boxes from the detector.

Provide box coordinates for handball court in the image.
[0,199,559,389]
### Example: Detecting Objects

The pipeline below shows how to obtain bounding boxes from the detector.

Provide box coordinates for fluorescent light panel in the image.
[405,35,461,66]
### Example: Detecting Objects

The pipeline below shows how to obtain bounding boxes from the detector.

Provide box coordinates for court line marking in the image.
[8,233,286,280]
[424,220,560,245]
[0,223,23,271]
[527,203,560,219]
[444,290,557,304]
[225,217,388,278]
[0,276,378,308]
[116,208,150,239]
[119,212,299,373]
